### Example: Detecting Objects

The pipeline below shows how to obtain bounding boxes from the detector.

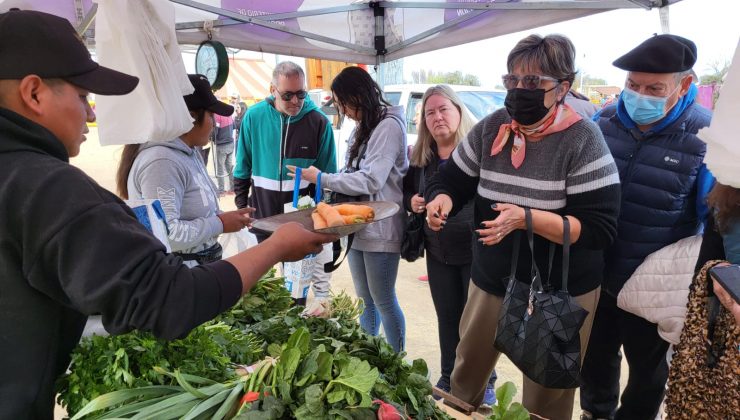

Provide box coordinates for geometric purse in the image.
[494,208,589,389]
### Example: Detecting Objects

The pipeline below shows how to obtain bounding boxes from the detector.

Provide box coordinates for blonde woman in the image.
[402,85,496,403]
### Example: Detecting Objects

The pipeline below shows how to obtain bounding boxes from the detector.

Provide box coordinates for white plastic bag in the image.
[282,255,316,299]
[125,198,171,252]
[94,0,194,145]
[219,229,257,259]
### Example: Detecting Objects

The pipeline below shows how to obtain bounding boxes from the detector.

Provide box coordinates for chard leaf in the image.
[502,402,530,420]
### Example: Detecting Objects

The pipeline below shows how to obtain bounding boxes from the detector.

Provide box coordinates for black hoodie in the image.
[0,108,242,419]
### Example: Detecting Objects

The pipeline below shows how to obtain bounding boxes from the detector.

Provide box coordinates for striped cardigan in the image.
[426,108,621,296]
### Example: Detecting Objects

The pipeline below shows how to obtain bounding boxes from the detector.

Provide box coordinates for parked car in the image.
[330,84,505,168]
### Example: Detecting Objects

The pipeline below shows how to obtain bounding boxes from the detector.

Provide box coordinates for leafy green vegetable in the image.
[57,322,261,415]
[488,381,530,420]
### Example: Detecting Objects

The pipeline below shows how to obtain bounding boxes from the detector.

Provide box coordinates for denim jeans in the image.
[214,141,234,193]
[347,249,405,352]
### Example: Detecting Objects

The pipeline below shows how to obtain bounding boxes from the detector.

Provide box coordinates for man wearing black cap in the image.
[580,34,714,420]
[0,9,334,419]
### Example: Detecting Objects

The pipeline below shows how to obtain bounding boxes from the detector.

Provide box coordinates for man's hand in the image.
[218,207,255,233]
[410,194,426,214]
[425,194,453,231]
[266,222,338,261]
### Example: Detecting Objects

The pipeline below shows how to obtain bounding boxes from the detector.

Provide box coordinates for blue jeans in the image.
[347,249,405,352]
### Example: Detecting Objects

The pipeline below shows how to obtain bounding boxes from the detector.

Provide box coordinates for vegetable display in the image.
[59,270,452,419]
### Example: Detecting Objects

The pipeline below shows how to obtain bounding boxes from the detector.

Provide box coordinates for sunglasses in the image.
[274,88,307,101]
[502,74,561,91]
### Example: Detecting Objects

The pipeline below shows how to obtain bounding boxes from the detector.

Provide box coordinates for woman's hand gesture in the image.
[425,194,452,231]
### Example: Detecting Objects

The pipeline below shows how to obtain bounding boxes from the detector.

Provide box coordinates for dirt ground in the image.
[56,127,632,419]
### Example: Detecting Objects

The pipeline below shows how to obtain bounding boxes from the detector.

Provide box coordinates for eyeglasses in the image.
[502,74,561,91]
[274,88,307,101]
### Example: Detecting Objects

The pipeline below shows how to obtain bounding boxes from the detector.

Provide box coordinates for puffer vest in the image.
[597,103,710,296]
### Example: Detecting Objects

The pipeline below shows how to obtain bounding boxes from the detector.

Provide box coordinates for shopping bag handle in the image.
[324,233,354,273]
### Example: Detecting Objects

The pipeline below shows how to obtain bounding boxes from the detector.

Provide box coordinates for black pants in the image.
[580,291,669,420]
[426,253,470,383]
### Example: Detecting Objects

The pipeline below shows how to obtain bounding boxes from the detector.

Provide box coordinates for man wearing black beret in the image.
[0,9,335,418]
[579,34,714,420]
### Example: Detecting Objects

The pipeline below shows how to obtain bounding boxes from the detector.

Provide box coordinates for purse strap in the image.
[561,216,571,293]
[525,208,545,293]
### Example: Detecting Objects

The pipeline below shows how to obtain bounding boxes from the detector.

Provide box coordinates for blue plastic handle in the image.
[292,167,301,208]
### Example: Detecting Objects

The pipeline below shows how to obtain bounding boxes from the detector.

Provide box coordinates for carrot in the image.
[342,214,366,224]
[334,204,374,221]
[311,211,328,229]
[316,202,345,227]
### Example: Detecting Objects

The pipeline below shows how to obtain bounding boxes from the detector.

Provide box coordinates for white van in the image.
[331,84,506,168]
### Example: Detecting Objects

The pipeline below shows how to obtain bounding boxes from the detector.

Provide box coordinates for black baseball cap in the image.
[0,9,138,95]
[184,74,234,116]
[613,34,697,74]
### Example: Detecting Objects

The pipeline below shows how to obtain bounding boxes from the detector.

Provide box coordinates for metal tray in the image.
[250,201,400,237]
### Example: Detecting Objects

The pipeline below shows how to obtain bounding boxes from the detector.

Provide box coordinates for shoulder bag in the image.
[493,209,589,389]
[401,166,426,262]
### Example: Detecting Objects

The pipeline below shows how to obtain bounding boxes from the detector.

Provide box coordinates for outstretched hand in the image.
[286,165,320,184]
[218,207,255,233]
[267,222,338,261]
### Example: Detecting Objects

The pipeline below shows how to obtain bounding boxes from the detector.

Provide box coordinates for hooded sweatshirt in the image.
[0,107,241,419]
[322,106,408,253]
[233,96,337,219]
[128,139,224,255]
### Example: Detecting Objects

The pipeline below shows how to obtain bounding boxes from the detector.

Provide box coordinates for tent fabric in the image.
[213,57,273,100]
[0,0,681,65]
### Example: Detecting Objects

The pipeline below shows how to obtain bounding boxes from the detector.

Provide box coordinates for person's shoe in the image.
[433,377,450,401]
[481,381,497,407]
[418,274,429,282]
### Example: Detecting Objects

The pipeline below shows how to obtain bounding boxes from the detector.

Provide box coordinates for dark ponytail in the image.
[116,144,141,199]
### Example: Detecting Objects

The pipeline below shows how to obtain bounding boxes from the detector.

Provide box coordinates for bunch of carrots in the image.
[312,202,375,229]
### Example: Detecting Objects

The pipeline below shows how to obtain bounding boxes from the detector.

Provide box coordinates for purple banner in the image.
[221,0,303,40]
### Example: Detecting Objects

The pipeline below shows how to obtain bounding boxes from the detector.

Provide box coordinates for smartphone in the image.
[709,264,740,304]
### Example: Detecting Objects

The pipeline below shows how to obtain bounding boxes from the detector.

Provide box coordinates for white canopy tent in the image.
[1,0,680,66]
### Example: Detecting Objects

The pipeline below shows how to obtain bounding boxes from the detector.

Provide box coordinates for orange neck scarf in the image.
[491,104,583,168]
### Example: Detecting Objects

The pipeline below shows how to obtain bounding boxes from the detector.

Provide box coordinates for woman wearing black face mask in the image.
[424,34,621,419]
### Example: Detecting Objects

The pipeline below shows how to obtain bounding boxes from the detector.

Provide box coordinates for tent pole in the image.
[76,3,97,35]
[169,0,375,55]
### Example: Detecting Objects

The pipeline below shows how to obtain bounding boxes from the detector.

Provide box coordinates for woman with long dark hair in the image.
[288,66,409,352]
[116,74,253,266]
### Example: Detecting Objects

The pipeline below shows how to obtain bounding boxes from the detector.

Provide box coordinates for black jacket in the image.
[0,108,242,419]
[403,156,474,265]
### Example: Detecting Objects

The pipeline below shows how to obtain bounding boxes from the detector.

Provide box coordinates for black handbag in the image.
[493,208,589,389]
[401,167,426,262]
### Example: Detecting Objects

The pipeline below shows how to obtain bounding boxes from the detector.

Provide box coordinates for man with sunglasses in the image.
[233,61,337,304]
[580,34,714,420]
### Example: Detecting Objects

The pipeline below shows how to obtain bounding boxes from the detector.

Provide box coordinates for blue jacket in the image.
[597,102,712,296]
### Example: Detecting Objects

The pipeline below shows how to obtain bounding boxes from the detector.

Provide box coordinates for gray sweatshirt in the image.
[128,139,223,255]
[322,106,408,253]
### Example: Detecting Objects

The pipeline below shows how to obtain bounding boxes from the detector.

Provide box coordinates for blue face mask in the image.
[621,86,679,125]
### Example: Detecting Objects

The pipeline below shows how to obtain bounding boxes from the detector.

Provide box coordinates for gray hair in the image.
[507,34,577,86]
[271,61,305,86]
[676,69,695,83]
[410,84,475,168]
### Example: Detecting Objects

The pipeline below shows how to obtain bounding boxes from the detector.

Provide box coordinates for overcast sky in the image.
[402,0,740,87]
